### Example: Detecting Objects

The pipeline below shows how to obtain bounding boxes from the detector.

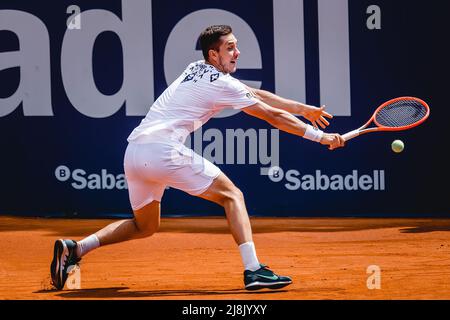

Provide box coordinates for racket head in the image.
[372,97,430,131]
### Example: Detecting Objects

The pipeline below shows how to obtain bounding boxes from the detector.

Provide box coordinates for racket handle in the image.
[342,129,360,141]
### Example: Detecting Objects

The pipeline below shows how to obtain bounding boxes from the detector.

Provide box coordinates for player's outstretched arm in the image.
[245,85,332,129]
[242,101,345,150]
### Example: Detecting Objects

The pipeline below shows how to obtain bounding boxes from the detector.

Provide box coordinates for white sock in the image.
[76,234,100,258]
[238,241,261,271]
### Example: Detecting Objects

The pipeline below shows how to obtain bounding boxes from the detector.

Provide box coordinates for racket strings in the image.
[375,99,428,128]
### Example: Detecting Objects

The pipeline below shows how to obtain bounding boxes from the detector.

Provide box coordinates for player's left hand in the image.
[302,105,333,129]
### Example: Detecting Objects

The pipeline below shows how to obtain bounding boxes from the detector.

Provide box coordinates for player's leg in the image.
[166,144,293,290]
[50,143,165,289]
[196,172,292,290]
[196,172,252,246]
[74,141,167,254]
[72,202,159,257]
[92,200,160,246]
[159,145,262,272]
[50,201,160,290]
[164,144,293,290]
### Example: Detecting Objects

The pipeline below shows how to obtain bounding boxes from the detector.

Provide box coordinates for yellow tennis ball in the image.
[391,140,404,153]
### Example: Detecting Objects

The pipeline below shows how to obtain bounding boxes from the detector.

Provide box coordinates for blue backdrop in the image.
[0,0,448,217]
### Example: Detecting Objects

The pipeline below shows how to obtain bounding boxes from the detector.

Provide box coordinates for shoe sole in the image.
[50,239,68,290]
[245,280,293,291]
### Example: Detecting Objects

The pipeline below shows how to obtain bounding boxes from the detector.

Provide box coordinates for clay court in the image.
[0,216,449,300]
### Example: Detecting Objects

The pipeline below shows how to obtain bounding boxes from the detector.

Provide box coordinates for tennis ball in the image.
[391,140,404,153]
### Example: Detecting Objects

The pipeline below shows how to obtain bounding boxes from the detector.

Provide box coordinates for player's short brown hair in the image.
[199,25,232,61]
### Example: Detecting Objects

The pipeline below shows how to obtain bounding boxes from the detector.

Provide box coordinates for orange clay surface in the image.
[0,216,449,300]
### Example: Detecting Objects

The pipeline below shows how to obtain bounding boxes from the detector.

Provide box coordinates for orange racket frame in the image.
[342,97,430,141]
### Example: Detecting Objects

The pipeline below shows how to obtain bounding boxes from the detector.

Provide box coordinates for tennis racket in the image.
[342,97,430,142]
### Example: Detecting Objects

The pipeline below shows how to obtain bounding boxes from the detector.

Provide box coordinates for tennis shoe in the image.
[244,264,292,290]
[50,239,81,290]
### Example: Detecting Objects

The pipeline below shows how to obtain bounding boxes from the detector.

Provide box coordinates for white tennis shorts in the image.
[124,142,221,210]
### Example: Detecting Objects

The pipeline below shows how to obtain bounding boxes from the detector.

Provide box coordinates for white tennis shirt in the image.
[127,60,258,145]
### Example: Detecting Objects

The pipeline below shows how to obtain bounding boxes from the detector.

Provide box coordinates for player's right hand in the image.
[320,133,345,150]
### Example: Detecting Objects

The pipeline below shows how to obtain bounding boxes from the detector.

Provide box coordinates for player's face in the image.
[215,33,240,74]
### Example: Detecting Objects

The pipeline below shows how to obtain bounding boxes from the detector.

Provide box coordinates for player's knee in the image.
[134,217,159,238]
[222,186,244,206]
[233,188,245,202]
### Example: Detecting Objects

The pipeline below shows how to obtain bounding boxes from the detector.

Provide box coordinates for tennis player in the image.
[51,25,345,291]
